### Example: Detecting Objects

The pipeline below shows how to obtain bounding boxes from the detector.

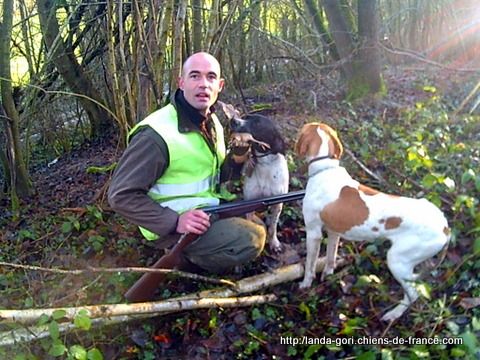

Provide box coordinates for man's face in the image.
[179,54,225,116]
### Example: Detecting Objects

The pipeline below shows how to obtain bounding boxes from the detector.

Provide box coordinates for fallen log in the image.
[0,257,344,346]
[0,294,276,325]
[0,294,275,346]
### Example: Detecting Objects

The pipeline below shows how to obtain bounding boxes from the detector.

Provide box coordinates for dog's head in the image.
[295,122,343,160]
[229,114,286,155]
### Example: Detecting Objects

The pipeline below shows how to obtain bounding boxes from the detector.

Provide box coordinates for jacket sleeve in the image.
[108,127,180,242]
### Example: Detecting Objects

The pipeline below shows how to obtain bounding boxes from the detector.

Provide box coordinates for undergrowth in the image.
[0,87,479,359]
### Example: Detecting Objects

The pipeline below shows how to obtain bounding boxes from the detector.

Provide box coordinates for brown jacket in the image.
[108,90,241,247]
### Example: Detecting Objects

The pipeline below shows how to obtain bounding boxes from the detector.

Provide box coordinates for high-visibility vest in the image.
[128,104,226,240]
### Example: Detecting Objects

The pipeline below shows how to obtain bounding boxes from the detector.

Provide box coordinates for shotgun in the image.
[124,190,305,302]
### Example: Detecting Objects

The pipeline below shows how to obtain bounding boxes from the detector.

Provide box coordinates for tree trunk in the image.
[205,0,221,53]
[354,0,384,97]
[170,0,187,93]
[37,0,113,138]
[0,0,33,202]
[192,0,203,52]
[322,0,355,79]
[303,0,339,61]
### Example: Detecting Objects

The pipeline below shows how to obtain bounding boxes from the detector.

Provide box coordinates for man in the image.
[108,52,266,273]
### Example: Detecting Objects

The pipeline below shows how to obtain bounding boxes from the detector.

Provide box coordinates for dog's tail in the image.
[430,226,452,272]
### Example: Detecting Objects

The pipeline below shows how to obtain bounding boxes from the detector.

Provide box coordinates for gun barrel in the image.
[201,189,305,215]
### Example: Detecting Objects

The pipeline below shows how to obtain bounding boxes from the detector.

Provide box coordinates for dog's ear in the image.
[319,123,343,159]
[271,136,286,154]
[295,123,321,157]
[219,101,242,120]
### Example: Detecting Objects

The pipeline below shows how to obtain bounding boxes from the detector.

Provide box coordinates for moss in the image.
[346,73,387,101]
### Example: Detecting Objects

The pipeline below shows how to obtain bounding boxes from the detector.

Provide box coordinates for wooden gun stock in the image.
[124,190,305,302]
[124,232,198,302]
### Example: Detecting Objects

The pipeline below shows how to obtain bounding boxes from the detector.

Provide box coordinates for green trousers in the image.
[183,217,266,273]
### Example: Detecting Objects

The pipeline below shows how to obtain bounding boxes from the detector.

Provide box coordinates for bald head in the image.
[178,52,225,116]
[181,52,222,78]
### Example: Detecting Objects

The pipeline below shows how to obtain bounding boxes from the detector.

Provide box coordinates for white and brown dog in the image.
[230,114,289,252]
[295,122,450,321]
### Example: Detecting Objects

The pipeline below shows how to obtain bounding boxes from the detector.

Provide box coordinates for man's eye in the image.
[208,75,217,80]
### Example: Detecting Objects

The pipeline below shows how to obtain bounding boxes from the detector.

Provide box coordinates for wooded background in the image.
[1,1,480,358]
[1,0,479,208]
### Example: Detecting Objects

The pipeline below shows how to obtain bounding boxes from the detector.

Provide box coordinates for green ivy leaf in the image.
[69,345,87,360]
[422,173,437,188]
[61,221,73,233]
[474,238,480,254]
[48,342,66,357]
[304,344,321,359]
[52,309,67,320]
[461,169,476,185]
[461,331,479,354]
[37,313,50,326]
[74,310,92,330]
[251,308,262,321]
[357,351,377,360]
[49,320,60,340]
[299,302,311,321]
[87,348,104,360]
[415,283,431,300]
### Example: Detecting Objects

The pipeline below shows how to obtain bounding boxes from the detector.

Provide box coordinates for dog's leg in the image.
[267,203,283,253]
[299,223,323,288]
[382,234,447,321]
[382,244,420,321]
[321,231,340,281]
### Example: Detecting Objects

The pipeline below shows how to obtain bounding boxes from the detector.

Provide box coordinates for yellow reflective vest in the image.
[128,104,226,240]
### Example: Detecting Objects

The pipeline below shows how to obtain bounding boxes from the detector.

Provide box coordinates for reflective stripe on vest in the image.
[149,173,220,197]
[160,196,220,213]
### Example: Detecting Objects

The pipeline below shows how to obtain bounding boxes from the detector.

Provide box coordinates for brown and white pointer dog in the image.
[295,122,450,321]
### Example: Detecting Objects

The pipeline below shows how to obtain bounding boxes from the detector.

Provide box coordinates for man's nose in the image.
[198,76,209,87]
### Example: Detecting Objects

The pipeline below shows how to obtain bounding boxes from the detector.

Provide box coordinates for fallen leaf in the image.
[459,297,480,310]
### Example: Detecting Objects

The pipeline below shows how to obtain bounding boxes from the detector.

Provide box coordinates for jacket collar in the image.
[172,89,216,133]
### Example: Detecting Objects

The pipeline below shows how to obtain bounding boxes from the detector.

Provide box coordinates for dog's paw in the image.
[269,240,284,254]
[381,305,407,322]
[299,278,313,289]
[320,267,334,281]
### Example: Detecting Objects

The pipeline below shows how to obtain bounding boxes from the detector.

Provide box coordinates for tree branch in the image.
[0,261,236,287]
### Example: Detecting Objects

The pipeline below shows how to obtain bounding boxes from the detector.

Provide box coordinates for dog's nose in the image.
[230,118,243,132]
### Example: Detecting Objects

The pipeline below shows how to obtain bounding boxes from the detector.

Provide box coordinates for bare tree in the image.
[37,0,113,138]
[192,0,203,52]
[170,0,188,93]
[0,0,33,208]
[356,0,383,95]
[323,0,384,99]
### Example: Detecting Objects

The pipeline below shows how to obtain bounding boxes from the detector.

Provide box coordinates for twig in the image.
[379,42,480,73]
[343,147,390,188]
[388,167,454,206]
[0,261,236,287]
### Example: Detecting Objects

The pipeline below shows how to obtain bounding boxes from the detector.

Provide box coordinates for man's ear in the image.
[178,76,184,90]
[219,78,225,91]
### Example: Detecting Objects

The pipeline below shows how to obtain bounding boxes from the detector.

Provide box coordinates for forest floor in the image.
[0,67,479,359]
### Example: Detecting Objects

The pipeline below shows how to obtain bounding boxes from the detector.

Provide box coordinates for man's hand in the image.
[176,209,211,234]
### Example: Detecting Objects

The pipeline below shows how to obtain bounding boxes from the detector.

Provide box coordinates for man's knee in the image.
[183,217,266,273]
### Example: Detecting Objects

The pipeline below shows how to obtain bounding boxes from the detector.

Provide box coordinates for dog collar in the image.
[307,156,339,178]
[254,151,273,158]
[308,155,331,165]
